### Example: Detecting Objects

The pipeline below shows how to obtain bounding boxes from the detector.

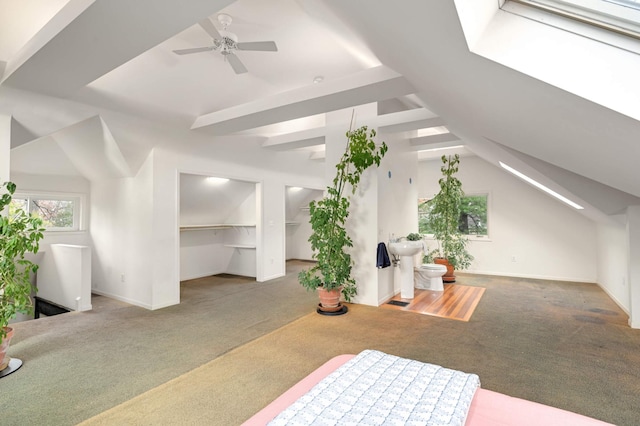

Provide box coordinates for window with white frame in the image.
[9,192,84,232]
[418,194,489,238]
[504,0,640,42]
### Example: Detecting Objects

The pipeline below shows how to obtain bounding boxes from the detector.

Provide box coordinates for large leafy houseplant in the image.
[1,181,44,344]
[426,154,473,270]
[298,126,387,303]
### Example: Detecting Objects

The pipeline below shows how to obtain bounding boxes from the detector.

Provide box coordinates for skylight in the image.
[499,162,585,209]
[507,0,640,39]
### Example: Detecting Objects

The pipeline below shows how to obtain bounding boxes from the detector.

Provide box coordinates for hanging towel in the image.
[376,242,391,269]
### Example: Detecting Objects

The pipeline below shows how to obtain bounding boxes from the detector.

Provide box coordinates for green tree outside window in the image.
[419,194,488,236]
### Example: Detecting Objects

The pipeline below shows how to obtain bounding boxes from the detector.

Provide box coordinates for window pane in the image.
[418,194,488,236]
[418,198,434,234]
[9,198,28,219]
[460,195,488,235]
[30,199,75,229]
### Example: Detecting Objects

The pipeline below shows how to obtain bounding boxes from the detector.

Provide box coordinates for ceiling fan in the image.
[173,13,278,74]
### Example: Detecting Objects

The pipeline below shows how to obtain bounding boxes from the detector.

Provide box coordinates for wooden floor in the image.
[382,284,486,321]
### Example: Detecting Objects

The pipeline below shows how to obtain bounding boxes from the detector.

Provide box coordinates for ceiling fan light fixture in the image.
[217,13,233,28]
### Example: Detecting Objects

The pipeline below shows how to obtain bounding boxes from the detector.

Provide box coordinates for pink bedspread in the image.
[243,354,613,426]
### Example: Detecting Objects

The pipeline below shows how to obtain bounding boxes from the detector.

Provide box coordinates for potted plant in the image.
[425,154,473,282]
[406,233,421,241]
[0,181,44,371]
[298,125,387,313]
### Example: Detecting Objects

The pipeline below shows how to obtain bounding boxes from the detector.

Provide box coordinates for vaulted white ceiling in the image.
[2,0,640,222]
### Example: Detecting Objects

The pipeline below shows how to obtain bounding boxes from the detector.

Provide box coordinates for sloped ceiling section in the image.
[1,0,236,96]
[501,144,640,216]
[180,173,256,225]
[10,134,81,177]
[10,115,151,181]
[323,0,640,203]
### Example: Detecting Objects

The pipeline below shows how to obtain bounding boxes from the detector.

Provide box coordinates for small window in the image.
[419,194,489,237]
[10,193,83,232]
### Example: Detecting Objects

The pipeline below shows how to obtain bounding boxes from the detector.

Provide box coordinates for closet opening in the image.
[179,173,258,282]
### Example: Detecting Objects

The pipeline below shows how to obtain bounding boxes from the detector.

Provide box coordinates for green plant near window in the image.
[406,233,421,241]
[298,126,387,302]
[1,181,44,342]
[426,155,473,269]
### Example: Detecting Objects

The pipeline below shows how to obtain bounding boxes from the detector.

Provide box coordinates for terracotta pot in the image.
[0,327,14,371]
[317,286,342,310]
[434,258,456,283]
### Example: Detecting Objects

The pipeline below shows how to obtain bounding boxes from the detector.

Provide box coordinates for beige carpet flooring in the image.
[3,267,640,425]
[82,274,640,426]
[2,261,318,425]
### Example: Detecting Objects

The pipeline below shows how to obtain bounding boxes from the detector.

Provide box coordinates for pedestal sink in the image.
[389,241,424,299]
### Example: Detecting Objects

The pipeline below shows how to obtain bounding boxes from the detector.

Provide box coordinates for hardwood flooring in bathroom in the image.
[382,284,485,321]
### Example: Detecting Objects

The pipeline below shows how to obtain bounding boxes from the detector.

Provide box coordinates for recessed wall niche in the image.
[285,186,323,261]
[179,173,257,280]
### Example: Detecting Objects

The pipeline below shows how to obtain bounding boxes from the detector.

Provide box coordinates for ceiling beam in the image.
[411,132,460,145]
[377,109,443,134]
[263,107,442,151]
[262,127,326,151]
[192,65,416,134]
[410,132,460,149]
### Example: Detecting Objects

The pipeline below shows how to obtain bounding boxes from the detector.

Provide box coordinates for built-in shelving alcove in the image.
[179,173,257,280]
[285,186,323,261]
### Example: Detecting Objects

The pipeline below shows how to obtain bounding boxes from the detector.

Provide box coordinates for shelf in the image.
[180,224,255,231]
[223,244,256,249]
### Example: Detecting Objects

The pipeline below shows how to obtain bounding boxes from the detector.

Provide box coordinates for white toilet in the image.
[414,264,447,292]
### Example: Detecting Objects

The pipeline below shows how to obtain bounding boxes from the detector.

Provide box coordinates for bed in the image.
[243,350,613,426]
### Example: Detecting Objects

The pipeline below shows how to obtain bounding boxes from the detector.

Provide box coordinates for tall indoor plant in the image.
[425,154,473,282]
[1,181,44,370]
[298,125,387,312]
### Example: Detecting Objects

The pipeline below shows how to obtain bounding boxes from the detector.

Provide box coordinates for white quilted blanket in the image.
[268,350,480,426]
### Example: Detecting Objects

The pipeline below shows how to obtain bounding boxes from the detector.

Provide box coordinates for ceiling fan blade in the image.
[198,18,222,40]
[173,46,214,55]
[226,53,248,74]
[236,41,278,52]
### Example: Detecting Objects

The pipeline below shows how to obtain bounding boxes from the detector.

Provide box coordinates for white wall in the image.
[1,114,9,182]
[419,155,598,282]
[596,218,629,311]
[626,206,640,328]
[376,135,419,303]
[38,244,92,311]
[180,229,231,280]
[90,153,154,308]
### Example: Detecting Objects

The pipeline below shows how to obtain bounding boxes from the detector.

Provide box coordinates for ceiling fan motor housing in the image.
[217,30,238,54]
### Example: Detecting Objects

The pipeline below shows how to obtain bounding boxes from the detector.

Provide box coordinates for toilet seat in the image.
[417,264,447,271]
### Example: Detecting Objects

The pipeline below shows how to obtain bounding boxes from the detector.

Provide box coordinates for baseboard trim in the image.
[180,270,226,282]
[259,272,285,282]
[462,270,595,283]
[597,283,630,316]
[91,289,152,310]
